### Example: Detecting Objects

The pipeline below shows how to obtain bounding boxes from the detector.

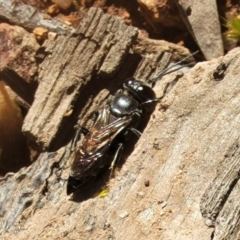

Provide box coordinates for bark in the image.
[2,6,239,240]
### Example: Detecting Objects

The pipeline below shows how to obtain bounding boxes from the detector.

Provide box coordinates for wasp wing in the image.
[71,107,132,178]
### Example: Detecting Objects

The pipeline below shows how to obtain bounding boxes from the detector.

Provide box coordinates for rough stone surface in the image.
[0,23,39,83]
[137,0,185,33]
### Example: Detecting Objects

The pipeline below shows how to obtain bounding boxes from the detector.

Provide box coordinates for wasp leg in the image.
[141,98,159,106]
[80,126,89,135]
[91,111,99,123]
[109,143,124,180]
[129,127,141,138]
[70,125,89,151]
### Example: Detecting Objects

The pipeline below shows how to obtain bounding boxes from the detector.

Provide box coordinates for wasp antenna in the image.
[149,50,199,86]
[159,62,194,75]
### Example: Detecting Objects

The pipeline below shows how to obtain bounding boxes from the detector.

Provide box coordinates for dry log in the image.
[22,7,137,150]
[22,7,190,151]
[201,141,240,239]
[1,46,240,239]
[6,6,235,240]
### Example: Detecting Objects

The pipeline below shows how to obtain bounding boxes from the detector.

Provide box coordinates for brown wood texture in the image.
[175,0,224,60]
[22,7,138,150]
[3,6,240,240]
[22,7,187,151]
[1,46,240,239]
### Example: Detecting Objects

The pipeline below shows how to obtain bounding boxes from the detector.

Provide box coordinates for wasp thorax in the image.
[123,78,156,103]
[110,93,139,117]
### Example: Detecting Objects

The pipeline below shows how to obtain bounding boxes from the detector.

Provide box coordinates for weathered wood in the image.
[0,0,75,34]
[23,7,187,151]
[133,36,195,61]
[201,141,240,239]
[1,6,219,240]
[213,181,240,240]
[22,7,137,150]
[175,0,224,60]
[0,148,66,233]
[1,47,240,240]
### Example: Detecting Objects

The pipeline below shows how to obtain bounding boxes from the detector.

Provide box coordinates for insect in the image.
[67,52,198,195]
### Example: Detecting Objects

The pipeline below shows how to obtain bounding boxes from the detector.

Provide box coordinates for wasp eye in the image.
[124,79,156,103]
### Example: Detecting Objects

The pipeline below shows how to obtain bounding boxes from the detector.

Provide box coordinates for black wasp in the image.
[67,52,197,195]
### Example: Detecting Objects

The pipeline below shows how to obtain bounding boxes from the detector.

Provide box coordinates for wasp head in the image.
[123,78,156,104]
